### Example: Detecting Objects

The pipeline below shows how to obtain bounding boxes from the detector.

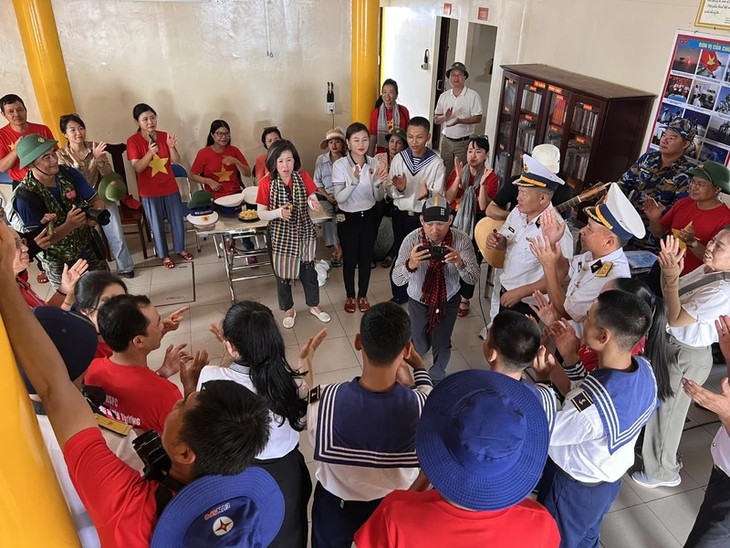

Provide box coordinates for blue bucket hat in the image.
[151,467,284,547]
[22,307,97,394]
[416,370,549,511]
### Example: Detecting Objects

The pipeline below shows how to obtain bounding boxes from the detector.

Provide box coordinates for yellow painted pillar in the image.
[12,0,76,144]
[0,314,80,545]
[351,0,380,124]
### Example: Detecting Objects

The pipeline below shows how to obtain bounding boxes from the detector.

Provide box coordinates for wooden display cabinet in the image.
[494,64,655,193]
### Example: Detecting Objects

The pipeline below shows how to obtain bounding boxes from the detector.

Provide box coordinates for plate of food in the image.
[238,209,259,222]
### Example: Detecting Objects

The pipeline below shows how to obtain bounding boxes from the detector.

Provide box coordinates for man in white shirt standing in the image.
[485,154,574,318]
[633,230,730,489]
[434,62,483,180]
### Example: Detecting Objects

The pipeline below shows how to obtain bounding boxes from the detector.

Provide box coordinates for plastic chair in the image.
[172,163,202,252]
[106,143,152,259]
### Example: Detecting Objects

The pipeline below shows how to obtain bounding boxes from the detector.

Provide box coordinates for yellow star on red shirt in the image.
[149,154,168,176]
[213,166,234,182]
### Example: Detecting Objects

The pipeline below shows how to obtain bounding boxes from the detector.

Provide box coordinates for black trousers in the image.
[267,228,320,310]
[499,286,538,320]
[337,208,377,298]
[254,447,312,548]
[685,465,730,547]
[311,482,382,548]
[389,209,421,302]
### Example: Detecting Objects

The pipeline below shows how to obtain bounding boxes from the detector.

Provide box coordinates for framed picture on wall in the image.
[649,31,730,166]
[696,0,730,31]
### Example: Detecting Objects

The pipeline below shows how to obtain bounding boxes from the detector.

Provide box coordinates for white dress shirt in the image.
[711,426,730,476]
[564,248,630,333]
[499,206,574,302]
[198,364,302,459]
[667,266,730,347]
[332,154,382,212]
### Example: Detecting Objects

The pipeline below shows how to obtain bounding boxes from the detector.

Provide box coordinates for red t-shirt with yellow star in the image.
[126,131,179,198]
[0,122,54,181]
[190,145,249,198]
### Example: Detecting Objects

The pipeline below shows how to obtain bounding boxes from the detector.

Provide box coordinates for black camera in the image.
[77,203,111,226]
[133,430,172,481]
[417,244,447,261]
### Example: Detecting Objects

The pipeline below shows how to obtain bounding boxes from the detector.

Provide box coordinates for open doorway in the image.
[465,23,498,136]
[431,16,458,150]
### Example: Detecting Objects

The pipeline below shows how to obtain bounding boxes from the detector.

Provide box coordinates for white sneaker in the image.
[630,471,681,489]
[282,310,297,329]
[310,308,331,323]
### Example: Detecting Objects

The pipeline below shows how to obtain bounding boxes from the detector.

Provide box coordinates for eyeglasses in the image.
[470,134,490,144]
[214,131,230,137]
[14,237,27,250]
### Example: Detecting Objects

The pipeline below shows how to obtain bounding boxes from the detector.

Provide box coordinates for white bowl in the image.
[242,186,259,205]
[214,193,245,208]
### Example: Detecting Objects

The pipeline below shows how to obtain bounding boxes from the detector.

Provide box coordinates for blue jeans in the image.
[141,193,186,258]
[102,202,134,273]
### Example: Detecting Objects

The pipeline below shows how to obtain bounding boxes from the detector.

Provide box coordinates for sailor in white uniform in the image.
[530,183,644,337]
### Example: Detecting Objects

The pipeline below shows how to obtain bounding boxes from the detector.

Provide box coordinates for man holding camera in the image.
[13,133,109,288]
[392,194,480,382]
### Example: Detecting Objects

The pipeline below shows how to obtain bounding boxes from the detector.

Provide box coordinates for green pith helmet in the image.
[17,134,58,168]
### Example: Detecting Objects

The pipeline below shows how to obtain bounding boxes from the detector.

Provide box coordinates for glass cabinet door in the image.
[512,80,546,177]
[563,98,602,190]
[541,84,569,149]
[495,76,518,185]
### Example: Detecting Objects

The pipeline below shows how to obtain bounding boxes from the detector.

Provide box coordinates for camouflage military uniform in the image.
[619,150,694,252]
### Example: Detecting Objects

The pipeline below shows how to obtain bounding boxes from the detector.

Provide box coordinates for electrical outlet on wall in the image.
[326,102,335,115]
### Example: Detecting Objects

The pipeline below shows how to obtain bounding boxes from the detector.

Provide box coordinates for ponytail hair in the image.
[611,278,674,401]
[221,301,307,430]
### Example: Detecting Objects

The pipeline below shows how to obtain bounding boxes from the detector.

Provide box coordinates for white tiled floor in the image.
[35,230,727,547]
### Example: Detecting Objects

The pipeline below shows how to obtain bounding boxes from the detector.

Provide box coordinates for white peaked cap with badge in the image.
[585,183,646,240]
[515,154,566,191]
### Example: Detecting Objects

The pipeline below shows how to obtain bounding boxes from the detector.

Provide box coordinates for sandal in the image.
[178,251,194,261]
[37,271,49,284]
[457,299,470,318]
[162,257,176,269]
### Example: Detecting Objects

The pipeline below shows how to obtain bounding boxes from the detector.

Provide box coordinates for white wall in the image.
[465,22,498,127]
[0,2,42,124]
[4,0,352,193]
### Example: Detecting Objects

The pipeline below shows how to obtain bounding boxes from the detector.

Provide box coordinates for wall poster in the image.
[650,31,730,166]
